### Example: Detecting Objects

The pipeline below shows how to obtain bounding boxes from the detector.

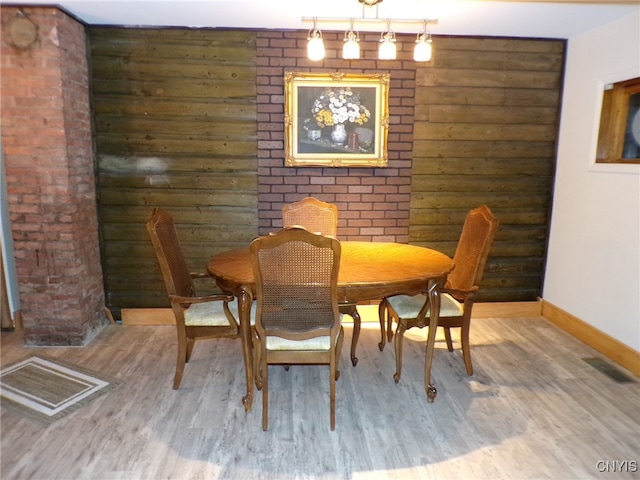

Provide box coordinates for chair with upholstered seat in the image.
[251,226,343,430]
[146,207,239,389]
[282,196,338,236]
[282,197,364,367]
[378,205,499,379]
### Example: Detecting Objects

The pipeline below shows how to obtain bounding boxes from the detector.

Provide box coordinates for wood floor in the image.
[1,309,639,479]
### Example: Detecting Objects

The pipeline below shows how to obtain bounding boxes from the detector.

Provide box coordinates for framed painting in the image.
[284,71,390,167]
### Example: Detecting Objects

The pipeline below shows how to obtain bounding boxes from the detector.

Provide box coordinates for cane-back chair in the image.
[282,197,365,366]
[251,226,343,430]
[282,197,338,237]
[146,207,239,389]
[379,205,499,379]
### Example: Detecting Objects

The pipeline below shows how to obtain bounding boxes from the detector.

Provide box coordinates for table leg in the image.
[424,277,444,403]
[340,303,360,367]
[239,287,254,413]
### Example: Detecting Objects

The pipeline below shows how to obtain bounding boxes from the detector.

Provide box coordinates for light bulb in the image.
[378,33,396,60]
[343,30,360,60]
[414,36,432,62]
[307,31,325,61]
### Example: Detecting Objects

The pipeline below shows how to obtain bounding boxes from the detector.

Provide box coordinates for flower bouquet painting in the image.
[285,71,390,168]
[312,87,371,128]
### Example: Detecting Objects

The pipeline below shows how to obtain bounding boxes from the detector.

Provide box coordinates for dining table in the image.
[207,240,454,413]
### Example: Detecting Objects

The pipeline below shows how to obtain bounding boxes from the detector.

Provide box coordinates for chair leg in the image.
[386,308,394,342]
[262,361,269,431]
[255,363,263,391]
[460,323,474,376]
[252,329,263,390]
[330,352,337,431]
[335,326,344,381]
[378,299,387,351]
[393,322,406,384]
[173,330,188,389]
[185,338,196,362]
[444,327,454,352]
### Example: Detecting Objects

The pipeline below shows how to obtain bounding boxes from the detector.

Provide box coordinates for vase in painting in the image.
[330,124,347,145]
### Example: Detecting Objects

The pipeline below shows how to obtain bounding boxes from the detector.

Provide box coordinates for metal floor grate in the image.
[582,357,636,383]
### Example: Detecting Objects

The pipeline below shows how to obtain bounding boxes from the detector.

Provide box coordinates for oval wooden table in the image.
[208,241,454,413]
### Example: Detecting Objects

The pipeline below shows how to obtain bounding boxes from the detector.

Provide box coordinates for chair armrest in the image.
[441,285,478,298]
[441,285,478,304]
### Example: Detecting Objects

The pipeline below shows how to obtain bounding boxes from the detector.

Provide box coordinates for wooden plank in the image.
[91,79,256,99]
[434,36,565,54]
[410,174,552,193]
[101,224,256,242]
[94,117,256,137]
[410,224,548,243]
[410,191,552,208]
[93,98,257,119]
[413,140,557,158]
[98,155,257,174]
[414,123,558,142]
[409,158,554,176]
[432,49,564,71]
[103,242,248,261]
[472,300,541,318]
[421,68,562,89]
[121,308,176,325]
[98,172,258,190]
[95,134,257,156]
[417,105,559,124]
[98,189,257,207]
[415,86,560,106]
[91,59,257,80]
[99,205,259,224]
[89,27,256,48]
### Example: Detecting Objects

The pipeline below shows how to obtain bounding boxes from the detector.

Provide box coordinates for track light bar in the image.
[302,17,438,30]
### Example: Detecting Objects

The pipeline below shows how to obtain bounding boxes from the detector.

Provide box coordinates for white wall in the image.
[544,10,640,352]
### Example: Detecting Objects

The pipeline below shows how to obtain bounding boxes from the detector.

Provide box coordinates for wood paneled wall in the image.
[89,28,259,312]
[89,27,564,313]
[410,37,564,301]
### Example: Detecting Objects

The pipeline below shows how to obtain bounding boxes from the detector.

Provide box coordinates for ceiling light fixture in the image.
[307,17,325,62]
[378,20,396,60]
[414,20,433,62]
[303,1,437,63]
[343,19,360,60]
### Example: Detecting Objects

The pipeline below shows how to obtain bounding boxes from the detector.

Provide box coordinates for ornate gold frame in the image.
[284,71,390,167]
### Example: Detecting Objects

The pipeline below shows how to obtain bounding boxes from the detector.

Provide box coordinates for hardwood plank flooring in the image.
[1,313,639,479]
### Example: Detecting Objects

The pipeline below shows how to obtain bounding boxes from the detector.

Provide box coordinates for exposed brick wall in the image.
[256,30,417,242]
[1,7,105,345]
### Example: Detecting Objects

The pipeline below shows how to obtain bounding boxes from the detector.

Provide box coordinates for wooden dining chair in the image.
[378,205,499,379]
[282,197,364,367]
[146,207,239,389]
[251,226,344,430]
[281,196,338,237]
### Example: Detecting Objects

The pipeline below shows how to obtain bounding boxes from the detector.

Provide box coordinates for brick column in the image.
[1,7,105,345]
